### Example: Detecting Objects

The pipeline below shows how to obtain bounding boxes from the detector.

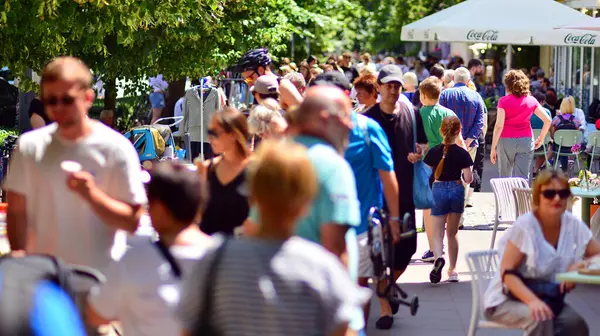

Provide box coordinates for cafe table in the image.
[570,187,600,226]
[556,271,600,285]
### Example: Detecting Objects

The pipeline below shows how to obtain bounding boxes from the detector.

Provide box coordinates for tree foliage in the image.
[0,0,333,106]
[360,0,463,52]
[0,0,464,103]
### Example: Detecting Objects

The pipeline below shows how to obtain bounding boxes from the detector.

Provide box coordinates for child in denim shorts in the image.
[423,116,474,284]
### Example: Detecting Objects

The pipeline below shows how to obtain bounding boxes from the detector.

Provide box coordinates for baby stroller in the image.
[124,117,186,165]
[368,207,419,316]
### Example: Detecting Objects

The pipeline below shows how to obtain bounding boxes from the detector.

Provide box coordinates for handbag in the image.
[410,108,434,209]
[502,269,565,316]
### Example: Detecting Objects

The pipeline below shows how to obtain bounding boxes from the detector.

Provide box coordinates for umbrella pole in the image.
[506,44,513,71]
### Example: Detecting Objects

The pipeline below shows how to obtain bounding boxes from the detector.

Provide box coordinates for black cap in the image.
[377,65,404,85]
[311,71,351,91]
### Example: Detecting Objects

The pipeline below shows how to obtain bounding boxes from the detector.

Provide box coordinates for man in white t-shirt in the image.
[86,162,212,336]
[4,57,147,274]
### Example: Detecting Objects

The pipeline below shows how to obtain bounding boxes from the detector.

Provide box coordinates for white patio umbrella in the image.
[401,0,599,47]
[557,18,600,31]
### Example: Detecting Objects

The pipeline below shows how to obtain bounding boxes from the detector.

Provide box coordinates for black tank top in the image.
[200,160,249,235]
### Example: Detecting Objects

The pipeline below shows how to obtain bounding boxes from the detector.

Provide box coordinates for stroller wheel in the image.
[410,297,419,316]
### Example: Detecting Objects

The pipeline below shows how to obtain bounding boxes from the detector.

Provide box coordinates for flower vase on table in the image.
[568,144,599,191]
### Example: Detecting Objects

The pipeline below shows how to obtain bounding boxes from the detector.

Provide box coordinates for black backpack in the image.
[0,254,103,335]
[555,114,578,130]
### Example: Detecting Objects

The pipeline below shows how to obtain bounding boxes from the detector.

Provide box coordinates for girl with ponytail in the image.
[423,116,474,284]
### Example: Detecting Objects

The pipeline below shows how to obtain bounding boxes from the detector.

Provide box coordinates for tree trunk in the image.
[103,33,118,111]
[164,77,186,118]
[103,77,117,110]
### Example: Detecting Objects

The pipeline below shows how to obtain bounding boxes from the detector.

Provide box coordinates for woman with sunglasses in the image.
[196,107,251,236]
[484,169,600,335]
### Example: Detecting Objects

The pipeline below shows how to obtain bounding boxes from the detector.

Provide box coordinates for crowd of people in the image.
[2,49,599,336]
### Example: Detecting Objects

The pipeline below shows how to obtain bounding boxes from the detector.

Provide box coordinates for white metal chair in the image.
[490,177,529,249]
[553,129,583,173]
[466,250,524,336]
[512,188,533,218]
[586,131,600,173]
[533,128,551,167]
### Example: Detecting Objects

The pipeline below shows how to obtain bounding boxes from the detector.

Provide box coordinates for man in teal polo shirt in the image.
[246,84,365,334]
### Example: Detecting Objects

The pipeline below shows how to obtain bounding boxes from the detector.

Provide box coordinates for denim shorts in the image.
[149,92,166,108]
[431,181,465,216]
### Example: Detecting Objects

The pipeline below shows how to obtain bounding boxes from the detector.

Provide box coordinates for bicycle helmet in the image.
[236,48,272,73]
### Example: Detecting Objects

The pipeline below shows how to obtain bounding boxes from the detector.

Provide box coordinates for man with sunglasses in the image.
[236,48,303,110]
[4,57,147,275]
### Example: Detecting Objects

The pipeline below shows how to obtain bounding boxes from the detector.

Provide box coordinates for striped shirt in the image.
[178,236,371,336]
[438,82,486,147]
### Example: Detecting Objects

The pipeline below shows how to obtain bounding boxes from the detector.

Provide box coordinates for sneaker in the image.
[375,316,394,330]
[447,272,459,283]
[430,258,446,284]
[420,250,435,262]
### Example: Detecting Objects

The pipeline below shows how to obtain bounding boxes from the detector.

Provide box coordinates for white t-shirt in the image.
[89,238,211,336]
[484,211,592,309]
[3,121,147,273]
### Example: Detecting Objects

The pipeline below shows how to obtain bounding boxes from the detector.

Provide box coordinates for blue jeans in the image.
[432,181,465,216]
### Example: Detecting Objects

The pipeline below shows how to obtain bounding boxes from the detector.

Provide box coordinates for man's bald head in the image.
[294,86,351,124]
[41,57,93,95]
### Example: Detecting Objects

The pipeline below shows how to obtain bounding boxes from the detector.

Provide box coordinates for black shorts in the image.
[392,234,417,271]
[391,208,418,271]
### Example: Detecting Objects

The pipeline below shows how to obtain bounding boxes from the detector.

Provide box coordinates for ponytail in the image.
[434,139,450,180]
[434,116,462,180]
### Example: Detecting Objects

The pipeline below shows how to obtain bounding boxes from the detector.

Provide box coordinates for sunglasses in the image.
[243,70,258,84]
[541,188,571,200]
[44,95,76,106]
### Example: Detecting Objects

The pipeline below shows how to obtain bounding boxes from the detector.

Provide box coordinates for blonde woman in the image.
[248,104,288,150]
[551,96,583,171]
[442,69,455,89]
[484,168,599,335]
[402,72,419,107]
[180,140,370,336]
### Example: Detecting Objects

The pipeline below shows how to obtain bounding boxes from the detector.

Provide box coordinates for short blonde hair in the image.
[247,105,286,136]
[248,140,318,223]
[560,96,576,115]
[532,169,570,208]
[41,56,93,95]
[403,72,418,87]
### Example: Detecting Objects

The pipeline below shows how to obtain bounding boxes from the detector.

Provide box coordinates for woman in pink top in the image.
[490,70,552,179]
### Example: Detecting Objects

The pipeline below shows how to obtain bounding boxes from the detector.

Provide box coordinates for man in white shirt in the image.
[87,162,212,336]
[5,56,147,273]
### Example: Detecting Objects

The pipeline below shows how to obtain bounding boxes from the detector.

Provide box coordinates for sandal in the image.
[429,257,445,284]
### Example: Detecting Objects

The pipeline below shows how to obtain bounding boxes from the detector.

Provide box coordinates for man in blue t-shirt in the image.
[345,110,400,328]
[0,274,86,336]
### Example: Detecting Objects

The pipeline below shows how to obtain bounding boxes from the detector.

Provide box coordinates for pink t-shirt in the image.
[498,94,539,138]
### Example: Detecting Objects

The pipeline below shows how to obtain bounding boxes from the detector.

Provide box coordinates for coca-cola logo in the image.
[466,30,498,41]
[564,33,597,45]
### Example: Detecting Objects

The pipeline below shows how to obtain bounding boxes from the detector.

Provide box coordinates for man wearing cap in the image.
[250,76,280,105]
[364,64,428,330]
[236,48,303,110]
